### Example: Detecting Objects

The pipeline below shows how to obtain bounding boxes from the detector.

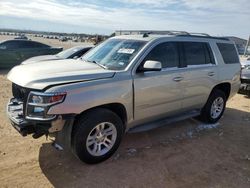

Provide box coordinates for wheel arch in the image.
[75,103,128,129]
[211,82,231,100]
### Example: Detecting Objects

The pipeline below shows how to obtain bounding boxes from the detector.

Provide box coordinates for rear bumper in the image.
[238,83,250,96]
[7,98,74,137]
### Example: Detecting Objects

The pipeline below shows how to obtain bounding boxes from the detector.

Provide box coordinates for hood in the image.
[7,59,115,90]
[241,68,250,80]
[21,55,60,65]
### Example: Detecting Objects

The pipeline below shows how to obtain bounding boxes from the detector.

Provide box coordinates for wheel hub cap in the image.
[86,122,117,156]
[210,97,224,119]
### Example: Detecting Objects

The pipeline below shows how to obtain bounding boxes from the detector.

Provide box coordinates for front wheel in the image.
[199,89,226,123]
[72,108,124,164]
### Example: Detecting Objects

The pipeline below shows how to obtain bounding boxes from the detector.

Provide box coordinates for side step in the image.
[128,110,200,133]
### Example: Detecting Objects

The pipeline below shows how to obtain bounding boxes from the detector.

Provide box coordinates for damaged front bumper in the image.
[7,98,74,138]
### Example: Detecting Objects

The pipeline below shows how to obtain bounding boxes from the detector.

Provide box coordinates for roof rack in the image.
[189,32,211,37]
[115,30,230,41]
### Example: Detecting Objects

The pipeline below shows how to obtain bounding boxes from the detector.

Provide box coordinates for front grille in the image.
[241,79,250,84]
[12,83,32,117]
[12,83,31,102]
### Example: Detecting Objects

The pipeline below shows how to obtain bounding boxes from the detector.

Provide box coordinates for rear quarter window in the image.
[217,43,239,64]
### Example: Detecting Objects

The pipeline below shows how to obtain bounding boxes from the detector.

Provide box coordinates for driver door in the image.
[133,42,183,124]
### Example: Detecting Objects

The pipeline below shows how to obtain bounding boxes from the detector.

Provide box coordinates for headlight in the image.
[26,91,66,120]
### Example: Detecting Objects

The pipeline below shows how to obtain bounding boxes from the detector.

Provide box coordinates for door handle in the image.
[173,77,183,82]
[208,72,215,76]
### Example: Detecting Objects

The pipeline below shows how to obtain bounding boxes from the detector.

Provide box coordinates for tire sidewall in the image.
[72,109,124,164]
[204,90,226,123]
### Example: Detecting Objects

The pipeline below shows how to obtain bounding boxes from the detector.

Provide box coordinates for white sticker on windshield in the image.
[117,48,135,54]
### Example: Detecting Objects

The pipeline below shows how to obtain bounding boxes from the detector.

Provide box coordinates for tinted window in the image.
[183,42,207,66]
[0,41,19,49]
[0,40,49,49]
[217,43,239,64]
[20,41,49,48]
[144,42,179,68]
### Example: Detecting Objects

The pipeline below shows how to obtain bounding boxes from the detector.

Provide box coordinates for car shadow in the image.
[39,107,250,188]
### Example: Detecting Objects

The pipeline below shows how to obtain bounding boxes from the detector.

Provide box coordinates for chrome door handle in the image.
[208,72,215,76]
[173,77,183,82]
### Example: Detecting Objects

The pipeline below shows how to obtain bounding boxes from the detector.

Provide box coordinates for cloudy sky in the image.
[0,0,249,38]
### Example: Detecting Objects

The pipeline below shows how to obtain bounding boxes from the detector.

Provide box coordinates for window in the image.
[0,41,19,49]
[144,42,179,68]
[82,39,146,70]
[204,44,215,64]
[217,43,240,64]
[20,41,49,48]
[183,42,206,66]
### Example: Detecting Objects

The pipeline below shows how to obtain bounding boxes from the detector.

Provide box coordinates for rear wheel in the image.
[72,108,124,164]
[199,89,226,123]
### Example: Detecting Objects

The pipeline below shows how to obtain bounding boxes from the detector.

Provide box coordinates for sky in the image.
[0,0,249,38]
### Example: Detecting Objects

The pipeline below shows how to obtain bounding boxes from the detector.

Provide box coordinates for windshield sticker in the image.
[118,62,125,66]
[117,48,135,54]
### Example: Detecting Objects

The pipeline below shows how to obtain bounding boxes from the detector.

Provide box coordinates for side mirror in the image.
[139,60,162,72]
[73,56,79,59]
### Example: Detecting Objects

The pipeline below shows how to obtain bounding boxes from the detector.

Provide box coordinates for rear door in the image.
[179,41,218,111]
[133,41,183,124]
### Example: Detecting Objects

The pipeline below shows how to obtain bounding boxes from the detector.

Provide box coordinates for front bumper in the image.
[7,98,74,137]
[238,83,250,96]
[7,98,36,136]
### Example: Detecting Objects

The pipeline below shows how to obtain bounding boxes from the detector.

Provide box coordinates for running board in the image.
[128,110,200,133]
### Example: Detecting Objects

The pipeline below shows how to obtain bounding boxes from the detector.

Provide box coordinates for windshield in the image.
[56,47,81,59]
[82,39,146,70]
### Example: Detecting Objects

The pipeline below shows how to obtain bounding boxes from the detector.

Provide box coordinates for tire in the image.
[72,108,124,164]
[199,89,226,123]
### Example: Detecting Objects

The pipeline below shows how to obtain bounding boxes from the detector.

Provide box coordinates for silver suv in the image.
[7,32,241,164]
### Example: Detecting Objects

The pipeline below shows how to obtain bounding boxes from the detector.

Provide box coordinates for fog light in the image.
[34,106,45,113]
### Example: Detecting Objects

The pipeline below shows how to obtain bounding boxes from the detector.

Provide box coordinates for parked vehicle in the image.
[7,32,241,164]
[241,57,250,69]
[0,40,63,68]
[21,46,92,65]
[14,35,28,40]
[59,36,68,42]
[238,66,250,96]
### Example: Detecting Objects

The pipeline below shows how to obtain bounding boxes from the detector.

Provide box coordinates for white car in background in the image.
[241,57,250,69]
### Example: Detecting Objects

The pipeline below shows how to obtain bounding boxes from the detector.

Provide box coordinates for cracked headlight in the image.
[26,91,66,120]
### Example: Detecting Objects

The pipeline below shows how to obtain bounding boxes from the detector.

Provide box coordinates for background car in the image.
[241,57,250,69]
[0,39,63,68]
[21,46,93,65]
[239,66,250,96]
[14,35,28,40]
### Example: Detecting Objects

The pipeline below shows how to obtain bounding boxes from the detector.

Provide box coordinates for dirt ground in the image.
[0,36,250,188]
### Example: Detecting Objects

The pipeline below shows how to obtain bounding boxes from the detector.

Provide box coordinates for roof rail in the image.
[188,32,210,37]
[115,30,230,41]
[138,30,190,35]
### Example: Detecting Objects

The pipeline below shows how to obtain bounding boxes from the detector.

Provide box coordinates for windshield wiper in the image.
[86,60,108,69]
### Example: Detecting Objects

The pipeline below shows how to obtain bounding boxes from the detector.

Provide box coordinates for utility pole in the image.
[244,35,250,56]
